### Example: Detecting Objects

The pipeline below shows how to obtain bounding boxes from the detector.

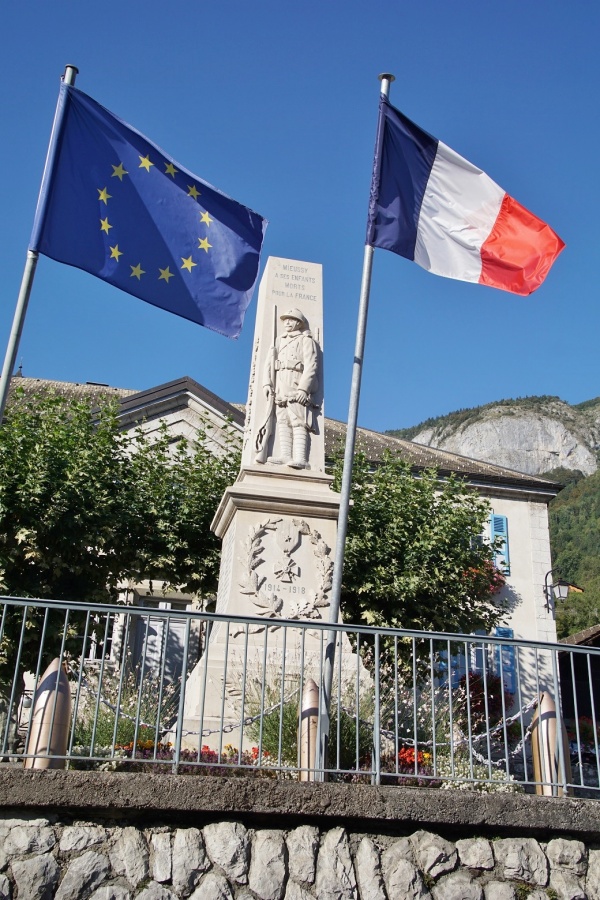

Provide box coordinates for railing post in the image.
[173,617,191,774]
[373,632,381,785]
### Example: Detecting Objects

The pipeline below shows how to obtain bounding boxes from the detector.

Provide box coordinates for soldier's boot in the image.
[289,427,310,469]
[268,425,293,465]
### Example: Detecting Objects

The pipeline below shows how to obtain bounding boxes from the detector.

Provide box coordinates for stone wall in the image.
[1,812,599,900]
[1,771,600,900]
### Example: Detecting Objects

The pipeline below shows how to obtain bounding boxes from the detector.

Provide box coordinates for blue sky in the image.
[1,2,597,432]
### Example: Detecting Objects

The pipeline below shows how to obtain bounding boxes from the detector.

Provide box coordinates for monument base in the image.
[180,464,349,751]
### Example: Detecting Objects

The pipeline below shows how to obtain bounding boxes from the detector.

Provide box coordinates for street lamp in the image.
[544,570,583,612]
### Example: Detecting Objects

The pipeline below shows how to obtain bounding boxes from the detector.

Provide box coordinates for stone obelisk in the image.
[181,257,341,747]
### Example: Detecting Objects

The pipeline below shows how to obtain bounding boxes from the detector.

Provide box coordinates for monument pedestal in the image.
[180,465,342,748]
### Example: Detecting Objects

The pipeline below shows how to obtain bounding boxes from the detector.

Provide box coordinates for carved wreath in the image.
[238,517,333,627]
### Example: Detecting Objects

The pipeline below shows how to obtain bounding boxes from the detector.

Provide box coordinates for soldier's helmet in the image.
[280,308,308,329]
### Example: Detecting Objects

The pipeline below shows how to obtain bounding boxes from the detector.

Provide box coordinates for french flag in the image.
[367,97,565,295]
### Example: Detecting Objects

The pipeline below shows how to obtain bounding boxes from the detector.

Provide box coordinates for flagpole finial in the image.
[62,66,79,86]
[378,73,395,83]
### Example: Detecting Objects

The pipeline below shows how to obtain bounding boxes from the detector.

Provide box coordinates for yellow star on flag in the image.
[111,162,128,181]
[100,217,112,234]
[158,266,174,283]
[187,185,201,200]
[109,244,123,261]
[97,187,112,204]
[139,155,154,172]
[165,163,178,177]
[198,237,212,252]
[200,211,213,226]
[181,256,197,272]
[130,263,145,279]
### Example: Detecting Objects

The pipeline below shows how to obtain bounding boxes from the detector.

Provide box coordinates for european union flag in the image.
[30,84,267,338]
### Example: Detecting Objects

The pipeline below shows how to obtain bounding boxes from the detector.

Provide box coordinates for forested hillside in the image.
[547,468,600,639]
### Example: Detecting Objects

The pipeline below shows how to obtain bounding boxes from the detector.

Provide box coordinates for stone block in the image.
[493,838,548,886]
[203,821,249,884]
[314,827,357,899]
[286,825,319,884]
[248,830,287,900]
[410,830,458,880]
[354,837,386,900]
[190,872,234,900]
[54,850,111,900]
[172,827,208,895]
[109,827,149,888]
[456,839,494,871]
[151,832,172,884]
[10,852,59,900]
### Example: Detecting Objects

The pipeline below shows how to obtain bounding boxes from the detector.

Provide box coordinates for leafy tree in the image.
[549,467,600,639]
[334,450,507,636]
[0,389,240,690]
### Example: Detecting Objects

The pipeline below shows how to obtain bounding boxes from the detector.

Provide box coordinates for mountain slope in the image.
[387,396,600,477]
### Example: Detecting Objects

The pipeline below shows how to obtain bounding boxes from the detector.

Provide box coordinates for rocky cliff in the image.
[388,396,600,477]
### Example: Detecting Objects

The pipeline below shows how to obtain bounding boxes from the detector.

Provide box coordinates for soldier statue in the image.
[255,308,319,469]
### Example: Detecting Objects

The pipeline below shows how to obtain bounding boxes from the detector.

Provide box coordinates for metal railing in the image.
[0,594,598,796]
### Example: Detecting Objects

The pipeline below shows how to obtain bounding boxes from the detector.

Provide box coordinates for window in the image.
[490,513,510,576]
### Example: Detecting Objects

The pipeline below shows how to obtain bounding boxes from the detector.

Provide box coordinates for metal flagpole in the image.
[0,64,79,423]
[317,72,395,777]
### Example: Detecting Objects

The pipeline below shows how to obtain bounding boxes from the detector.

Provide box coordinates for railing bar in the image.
[88,612,113,756]
[131,612,151,757]
[481,641,492,779]
[23,607,51,760]
[196,617,211,762]
[496,635,509,783]
[513,645,528,782]
[570,650,583,785]
[500,640,511,782]
[2,606,29,756]
[2,594,600,653]
[464,643,474,781]
[429,638,436,775]
[393,636,399,773]
[336,628,343,774]
[297,627,305,773]
[218,624,230,762]
[374,632,381,785]
[412,637,418,775]
[153,613,170,760]
[257,624,269,764]
[536,647,552,793]
[238,622,250,764]
[111,612,132,756]
[46,608,71,763]
[586,652,600,791]
[172,617,191,774]
[447,639,454,780]
[277,627,287,768]
[0,603,7,649]
[316,628,325,781]
[494,644,508,780]
[551,647,567,795]
[355,633,361,772]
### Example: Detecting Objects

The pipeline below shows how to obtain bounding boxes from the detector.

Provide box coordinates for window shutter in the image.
[490,513,510,576]
[494,626,516,694]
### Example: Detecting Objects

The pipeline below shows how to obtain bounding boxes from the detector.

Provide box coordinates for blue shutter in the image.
[490,514,510,576]
[494,626,516,694]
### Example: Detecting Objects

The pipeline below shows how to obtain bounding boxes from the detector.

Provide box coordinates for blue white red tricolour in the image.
[367,97,564,296]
